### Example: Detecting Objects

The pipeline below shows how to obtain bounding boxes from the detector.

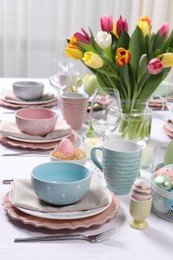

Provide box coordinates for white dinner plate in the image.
[9,189,112,220]
[7,133,71,143]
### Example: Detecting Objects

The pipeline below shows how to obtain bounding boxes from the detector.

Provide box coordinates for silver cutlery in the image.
[2,179,13,184]
[1,111,16,114]
[1,151,50,157]
[14,227,118,243]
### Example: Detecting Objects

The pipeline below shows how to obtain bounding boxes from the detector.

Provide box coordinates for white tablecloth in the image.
[0,79,172,260]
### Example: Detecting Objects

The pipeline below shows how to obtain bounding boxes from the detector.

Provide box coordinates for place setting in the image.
[147,80,171,110]
[0,107,78,151]
[0,80,58,109]
[2,160,120,242]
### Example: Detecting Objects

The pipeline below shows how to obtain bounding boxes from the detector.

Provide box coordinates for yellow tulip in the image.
[111,22,119,38]
[159,53,173,68]
[65,47,83,60]
[65,36,83,60]
[82,52,104,69]
[137,16,151,36]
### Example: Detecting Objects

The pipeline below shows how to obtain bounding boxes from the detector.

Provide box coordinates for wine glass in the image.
[49,37,74,94]
[89,88,122,141]
[49,37,75,114]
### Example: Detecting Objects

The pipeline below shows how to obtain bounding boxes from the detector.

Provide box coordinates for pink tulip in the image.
[74,28,91,45]
[147,58,163,74]
[100,15,113,32]
[116,15,128,36]
[159,23,171,39]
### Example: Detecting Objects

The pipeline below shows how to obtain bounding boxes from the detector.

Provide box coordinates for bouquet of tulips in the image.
[65,15,173,140]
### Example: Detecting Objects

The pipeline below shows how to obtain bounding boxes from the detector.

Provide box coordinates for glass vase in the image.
[119,101,152,142]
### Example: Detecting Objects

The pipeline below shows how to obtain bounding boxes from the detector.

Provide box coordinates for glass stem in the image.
[102,134,108,142]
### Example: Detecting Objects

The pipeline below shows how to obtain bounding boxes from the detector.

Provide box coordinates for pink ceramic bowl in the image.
[15,108,57,136]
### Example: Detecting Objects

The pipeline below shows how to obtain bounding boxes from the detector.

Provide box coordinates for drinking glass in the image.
[89,88,122,141]
[49,37,75,114]
[49,37,74,95]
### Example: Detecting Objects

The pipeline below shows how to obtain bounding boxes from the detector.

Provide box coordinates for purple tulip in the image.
[74,28,91,45]
[116,15,128,36]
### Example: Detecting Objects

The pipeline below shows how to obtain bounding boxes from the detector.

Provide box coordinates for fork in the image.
[1,151,50,157]
[14,227,118,243]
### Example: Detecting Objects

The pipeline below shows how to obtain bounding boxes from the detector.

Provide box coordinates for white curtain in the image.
[0,0,173,78]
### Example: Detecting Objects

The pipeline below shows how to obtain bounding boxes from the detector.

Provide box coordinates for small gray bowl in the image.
[13,81,44,101]
[31,161,91,205]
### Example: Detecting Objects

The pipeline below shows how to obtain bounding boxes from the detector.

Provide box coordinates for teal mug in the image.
[90,140,142,195]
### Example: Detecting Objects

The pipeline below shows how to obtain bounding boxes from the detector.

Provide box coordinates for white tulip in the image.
[95,31,112,49]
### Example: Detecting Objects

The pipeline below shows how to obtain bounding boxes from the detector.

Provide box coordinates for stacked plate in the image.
[148,98,166,110]
[0,82,58,109]
[0,119,76,150]
[3,177,120,230]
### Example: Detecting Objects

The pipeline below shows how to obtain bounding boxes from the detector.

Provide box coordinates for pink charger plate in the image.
[0,97,58,109]
[2,192,120,230]
[0,130,78,150]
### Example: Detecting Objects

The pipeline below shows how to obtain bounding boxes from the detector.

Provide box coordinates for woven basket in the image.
[151,178,173,222]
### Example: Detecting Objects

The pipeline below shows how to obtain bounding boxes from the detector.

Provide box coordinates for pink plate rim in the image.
[2,192,120,230]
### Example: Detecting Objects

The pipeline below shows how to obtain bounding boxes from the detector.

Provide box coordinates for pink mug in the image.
[61,92,89,130]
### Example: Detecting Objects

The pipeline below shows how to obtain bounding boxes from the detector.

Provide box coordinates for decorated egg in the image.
[152,175,172,191]
[155,167,173,181]
[131,177,151,201]
[56,138,75,156]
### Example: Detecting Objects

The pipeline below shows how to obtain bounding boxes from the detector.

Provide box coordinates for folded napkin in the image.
[0,120,72,140]
[3,89,55,102]
[10,174,110,213]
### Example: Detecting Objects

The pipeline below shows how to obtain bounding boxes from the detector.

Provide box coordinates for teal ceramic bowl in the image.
[31,162,91,205]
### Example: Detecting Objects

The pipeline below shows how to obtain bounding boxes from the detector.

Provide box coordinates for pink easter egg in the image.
[57,138,75,156]
[155,167,173,181]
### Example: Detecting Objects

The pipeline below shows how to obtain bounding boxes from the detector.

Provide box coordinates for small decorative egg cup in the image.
[129,197,152,229]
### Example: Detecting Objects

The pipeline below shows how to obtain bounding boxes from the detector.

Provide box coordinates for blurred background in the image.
[0,0,173,78]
